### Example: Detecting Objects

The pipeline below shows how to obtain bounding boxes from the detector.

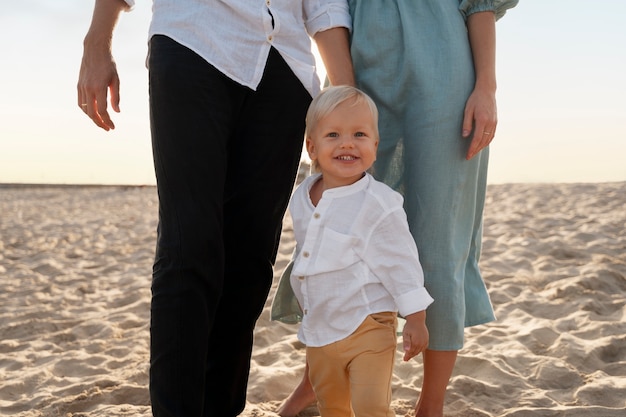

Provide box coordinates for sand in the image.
[1,173,625,417]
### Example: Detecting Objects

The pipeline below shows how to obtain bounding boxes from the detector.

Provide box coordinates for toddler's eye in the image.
[327,132,339,138]
[355,132,366,137]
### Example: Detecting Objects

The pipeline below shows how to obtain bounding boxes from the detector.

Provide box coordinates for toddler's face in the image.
[306,99,378,189]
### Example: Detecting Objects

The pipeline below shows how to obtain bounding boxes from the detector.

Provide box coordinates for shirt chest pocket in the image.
[313,228,360,273]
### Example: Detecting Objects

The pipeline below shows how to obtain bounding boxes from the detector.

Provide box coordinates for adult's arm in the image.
[77,0,131,131]
[463,11,497,160]
[313,27,355,87]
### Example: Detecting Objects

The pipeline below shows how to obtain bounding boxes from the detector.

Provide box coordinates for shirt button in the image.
[298,276,305,281]
[268,35,273,42]
[266,0,271,5]
[303,251,310,258]
[304,309,308,315]
[313,213,320,219]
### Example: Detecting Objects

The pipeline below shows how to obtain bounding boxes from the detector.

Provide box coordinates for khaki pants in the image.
[306,312,398,417]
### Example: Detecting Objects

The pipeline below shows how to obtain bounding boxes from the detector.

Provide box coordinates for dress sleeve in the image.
[458,0,518,21]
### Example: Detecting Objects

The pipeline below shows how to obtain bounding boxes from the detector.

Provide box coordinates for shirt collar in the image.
[309,172,371,200]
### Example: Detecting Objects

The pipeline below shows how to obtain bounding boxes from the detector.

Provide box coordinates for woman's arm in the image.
[463,11,497,160]
[77,0,130,131]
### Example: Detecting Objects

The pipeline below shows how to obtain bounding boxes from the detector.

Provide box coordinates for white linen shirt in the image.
[123,0,350,97]
[290,173,434,347]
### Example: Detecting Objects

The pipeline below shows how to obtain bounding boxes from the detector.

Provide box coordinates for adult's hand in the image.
[464,11,497,160]
[77,43,120,131]
[76,0,129,131]
[463,87,497,160]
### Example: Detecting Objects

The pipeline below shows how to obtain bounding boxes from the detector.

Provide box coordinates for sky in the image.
[0,1,624,185]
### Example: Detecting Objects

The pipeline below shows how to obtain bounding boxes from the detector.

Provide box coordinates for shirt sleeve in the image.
[363,206,434,317]
[123,0,135,9]
[458,0,519,21]
[303,0,352,37]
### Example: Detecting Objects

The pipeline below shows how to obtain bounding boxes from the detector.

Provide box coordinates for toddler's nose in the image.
[340,136,355,148]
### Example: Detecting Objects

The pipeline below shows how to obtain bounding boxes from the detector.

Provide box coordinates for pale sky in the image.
[1,1,624,185]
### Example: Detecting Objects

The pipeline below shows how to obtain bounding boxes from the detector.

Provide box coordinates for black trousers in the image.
[148,36,311,417]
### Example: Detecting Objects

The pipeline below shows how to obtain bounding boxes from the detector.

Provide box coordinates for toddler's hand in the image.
[401,311,429,361]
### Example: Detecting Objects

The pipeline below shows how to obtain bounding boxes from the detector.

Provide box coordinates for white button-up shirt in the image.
[290,173,434,347]
[123,0,350,97]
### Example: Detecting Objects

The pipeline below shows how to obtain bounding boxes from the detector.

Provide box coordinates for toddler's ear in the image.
[306,137,317,161]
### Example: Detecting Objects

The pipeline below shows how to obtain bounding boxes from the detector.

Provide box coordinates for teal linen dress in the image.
[349,0,517,350]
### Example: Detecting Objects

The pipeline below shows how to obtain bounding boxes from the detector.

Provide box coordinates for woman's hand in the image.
[464,11,497,160]
[463,86,497,160]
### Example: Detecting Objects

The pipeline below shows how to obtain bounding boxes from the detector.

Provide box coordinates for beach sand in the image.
[1,170,625,417]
